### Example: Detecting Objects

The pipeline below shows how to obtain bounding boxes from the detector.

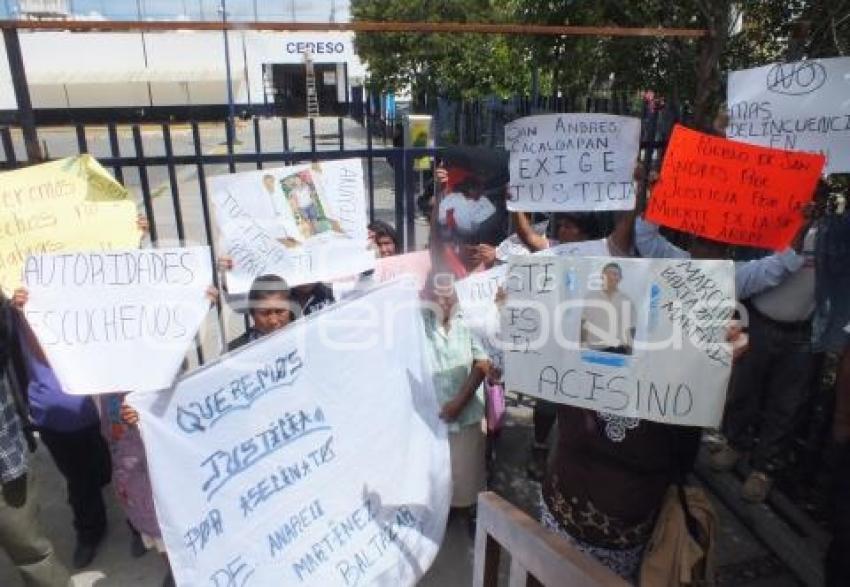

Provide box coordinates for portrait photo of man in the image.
[580,262,636,355]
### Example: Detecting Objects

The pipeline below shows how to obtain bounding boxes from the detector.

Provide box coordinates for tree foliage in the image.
[350,0,529,99]
[352,0,850,123]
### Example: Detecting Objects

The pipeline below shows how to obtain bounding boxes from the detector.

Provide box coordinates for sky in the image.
[4,0,351,21]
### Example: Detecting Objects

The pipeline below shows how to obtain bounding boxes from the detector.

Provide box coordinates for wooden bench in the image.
[473,492,630,587]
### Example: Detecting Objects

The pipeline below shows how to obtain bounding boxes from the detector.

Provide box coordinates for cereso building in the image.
[0,30,369,121]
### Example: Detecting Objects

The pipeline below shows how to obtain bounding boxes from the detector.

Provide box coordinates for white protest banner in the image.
[504,255,735,427]
[454,265,507,371]
[23,247,212,395]
[455,265,506,339]
[127,279,449,587]
[727,56,850,173]
[210,159,376,294]
[505,113,641,212]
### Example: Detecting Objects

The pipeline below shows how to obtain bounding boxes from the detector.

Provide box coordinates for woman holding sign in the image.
[512,205,635,481]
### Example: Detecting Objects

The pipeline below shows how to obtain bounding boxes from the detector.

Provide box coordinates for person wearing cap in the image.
[228,275,296,351]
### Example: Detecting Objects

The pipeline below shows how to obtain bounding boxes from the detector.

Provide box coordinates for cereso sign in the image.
[281,33,355,62]
[285,41,345,56]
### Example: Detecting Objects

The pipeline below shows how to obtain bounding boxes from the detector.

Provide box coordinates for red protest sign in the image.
[647,125,825,250]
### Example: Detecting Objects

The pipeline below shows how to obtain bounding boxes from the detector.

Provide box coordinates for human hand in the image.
[473,244,496,267]
[217,256,234,272]
[11,287,28,309]
[205,286,219,304]
[136,214,150,234]
[439,396,467,423]
[120,403,140,426]
[726,322,749,362]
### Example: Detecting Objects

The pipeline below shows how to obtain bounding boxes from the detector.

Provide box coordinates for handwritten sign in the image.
[0,155,140,291]
[127,280,449,586]
[455,265,507,371]
[505,113,641,212]
[23,247,212,395]
[210,160,376,294]
[647,125,824,250]
[503,255,735,427]
[728,56,850,173]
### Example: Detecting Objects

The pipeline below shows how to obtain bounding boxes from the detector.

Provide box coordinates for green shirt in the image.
[421,307,488,432]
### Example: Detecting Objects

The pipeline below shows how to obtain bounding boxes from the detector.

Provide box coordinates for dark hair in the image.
[368,220,399,247]
[248,275,289,308]
[602,262,623,276]
[553,212,598,239]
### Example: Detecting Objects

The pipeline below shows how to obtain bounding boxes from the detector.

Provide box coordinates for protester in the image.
[97,393,168,576]
[102,285,218,587]
[513,202,636,481]
[827,328,850,587]
[0,291,72,587]
[420,271,490,532]
[291,282,335,317]
[709,220,819,502]
[228,275,295,351]
[367,220,400,258]
[10,287,111,570]
[634,215,810,300]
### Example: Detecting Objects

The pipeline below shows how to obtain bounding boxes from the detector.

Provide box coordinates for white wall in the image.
[2,30,366,109]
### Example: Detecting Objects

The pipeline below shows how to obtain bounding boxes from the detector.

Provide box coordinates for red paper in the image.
[647,125,825,250]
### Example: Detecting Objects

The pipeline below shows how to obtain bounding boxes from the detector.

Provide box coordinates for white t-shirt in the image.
[438,192,497,235]
[294,184,314,209]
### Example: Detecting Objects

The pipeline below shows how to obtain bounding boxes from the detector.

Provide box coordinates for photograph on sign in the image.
[503,255,736,427]
[727,56,850,174]
[127,280,449,587]
[210,159,375,294]
[647,124,824,250]
[504,113,641,212]
[433,146,510,270]
[23,246,213,395]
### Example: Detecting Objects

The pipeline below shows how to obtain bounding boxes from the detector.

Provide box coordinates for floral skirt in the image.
[540,496,645,584]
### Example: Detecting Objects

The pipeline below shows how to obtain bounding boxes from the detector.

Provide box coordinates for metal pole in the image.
[3,28,41,162]
[220,0,236,147]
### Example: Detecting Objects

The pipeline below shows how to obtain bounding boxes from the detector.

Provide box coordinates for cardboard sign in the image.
[210,160,376,294]
[23,247,212,394]
[127,280,449,587]
[505,113,641,212]
[0,156,140,291]
[728,56,850,173]
[647,125,825,250]
[503,255,735,427]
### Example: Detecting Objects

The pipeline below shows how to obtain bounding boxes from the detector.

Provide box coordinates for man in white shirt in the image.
[709,227,817,502]
[635,204,813,503]
[580,262,636,355]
